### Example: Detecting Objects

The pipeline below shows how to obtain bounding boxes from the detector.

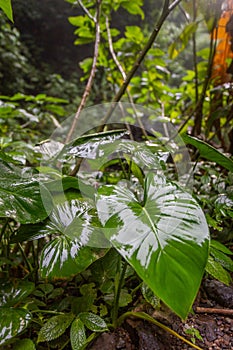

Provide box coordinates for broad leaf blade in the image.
[39,200,108,278]
[0,0,13,22]
[182,134,233,172]
[96,173,210,319]
[40,236,104,278]
[0,308,31,345]
[0,161,52,224]
[0,280,34,307]
[38,313,75,343]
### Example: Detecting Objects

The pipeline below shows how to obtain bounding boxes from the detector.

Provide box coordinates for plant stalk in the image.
[117,311,203,350]
[112,259,128,328]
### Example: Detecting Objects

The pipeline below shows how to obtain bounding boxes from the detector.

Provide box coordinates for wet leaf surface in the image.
[96,173,210,319]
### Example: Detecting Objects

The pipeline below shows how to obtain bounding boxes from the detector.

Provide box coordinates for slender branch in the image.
[196,307,233,315]
[178,29,216,134]
[100,0,183,126]
[106,16,126,80]
[65,0,101,143]
[192,0,199,103]
[105,16,147,136]
[78,0,96,23]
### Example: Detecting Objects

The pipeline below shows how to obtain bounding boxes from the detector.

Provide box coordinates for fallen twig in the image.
[196,306,233,315]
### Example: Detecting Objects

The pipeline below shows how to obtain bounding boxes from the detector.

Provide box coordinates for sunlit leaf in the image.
[0,0,13,22]
[168,22,198,59]
[96,173,210,319]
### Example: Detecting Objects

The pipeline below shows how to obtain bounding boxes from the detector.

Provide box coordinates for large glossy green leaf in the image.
[59,129,127,160]
[96,173,210,319]
[182,134,233,172]
[40,200,108,278]
[70,317,86,350]
[0,161,52,224]
[40,236,102,278]
[37,313,75,343]
[0,280,34,307]
[0,308,31,345]
[0,0,13,22]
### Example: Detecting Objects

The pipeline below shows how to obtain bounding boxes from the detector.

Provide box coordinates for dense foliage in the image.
[0,0,232,349]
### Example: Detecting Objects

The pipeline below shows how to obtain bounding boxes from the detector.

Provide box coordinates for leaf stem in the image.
[117,311,203,350]
[112,259,128,328]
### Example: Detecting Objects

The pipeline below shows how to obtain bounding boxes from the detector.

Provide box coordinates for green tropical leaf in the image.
[39,200,108,278]
[0,161,52,224]
[0,308,31,345]
[37,313,75,343]
[0,281,34,307]
[70,318,86,350]
[61,129,128,160]
[121,1,144,19]
[168,22,198,59]
[206,255,232,285]
[210,239,233,255]
[210,248,233,272]
[182,134,233,172]
[141,282,160,309]
[79,312,108,332]
[0,0,13,22]
[96,173,210,319]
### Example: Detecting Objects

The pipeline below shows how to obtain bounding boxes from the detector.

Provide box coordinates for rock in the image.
[203,279,233,308]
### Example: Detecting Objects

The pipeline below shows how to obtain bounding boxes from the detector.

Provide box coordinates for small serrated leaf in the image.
[210,248,233,272]
[70,318,86,350]
[79,312,108,332]
[206,255,232,285]
[141,282,160,309]
[37,313,75,343]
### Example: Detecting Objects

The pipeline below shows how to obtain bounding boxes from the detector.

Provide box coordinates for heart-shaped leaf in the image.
[0,161,52,224]
[0,308,31,345]
[96,173,210,319]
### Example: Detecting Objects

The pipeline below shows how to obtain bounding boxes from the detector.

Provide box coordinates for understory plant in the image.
[0,0,233,349]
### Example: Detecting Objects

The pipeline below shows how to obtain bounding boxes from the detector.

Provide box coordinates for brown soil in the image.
[88,278,233,350]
